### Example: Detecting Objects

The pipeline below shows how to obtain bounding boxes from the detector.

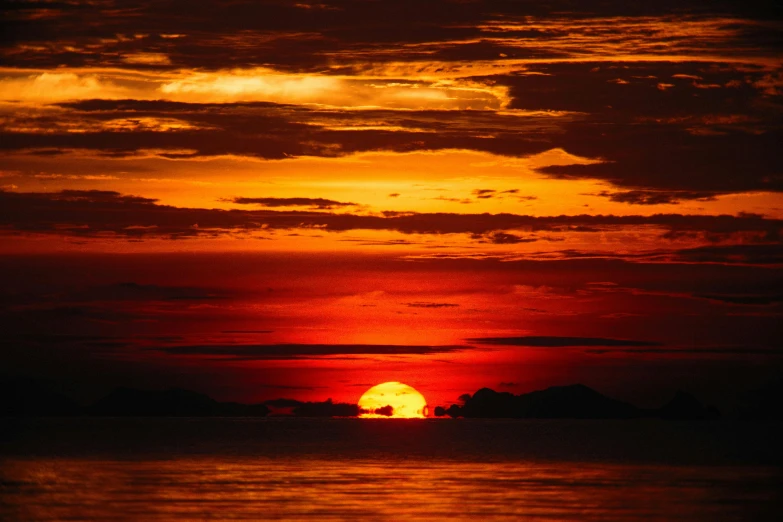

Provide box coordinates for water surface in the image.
[1,418,780,520]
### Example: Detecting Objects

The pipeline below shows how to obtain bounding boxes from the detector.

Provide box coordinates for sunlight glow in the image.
[358,382,429,418]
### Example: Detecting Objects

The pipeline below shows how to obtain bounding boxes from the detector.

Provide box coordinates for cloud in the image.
[585,347,783,355]
[598,190,717,205]
[673,244,783,265]
[158,69,508,109]
[479,232,539,244]
[433,196,473,204]
[0,305,144,328]
[537,121,783,194]
[151,343,470,360]
[490,61,782,195]
[694,293,783,306]
[466,336,663,347]
[5,81,776,203]
[406,302,459,308]
[122,53,172,66]
[256,384,327,391]
[87,282,229,302]
[5,84,775,199]
[226,197,358,209]
[4,1,778,76]
[471,188,521,200]
[472,189,497,199]
[0,72,132,102]
[2,99,565,160]
[1,190,780,252]
[222,330,274,334]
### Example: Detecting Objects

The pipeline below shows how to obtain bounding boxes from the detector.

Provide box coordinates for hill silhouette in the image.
[0,378,739,420]
[658,390,720,420]
[435,384,719,420]
[266,398,367,416]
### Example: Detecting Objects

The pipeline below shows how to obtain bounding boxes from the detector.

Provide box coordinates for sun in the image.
[358,382,428,418]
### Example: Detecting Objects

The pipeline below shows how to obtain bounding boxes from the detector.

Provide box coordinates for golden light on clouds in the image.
[0,67,510,109]
[161,69,510,109]
[0,72,129,102]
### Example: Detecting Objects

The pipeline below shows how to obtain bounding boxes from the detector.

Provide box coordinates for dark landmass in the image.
[285,398,359,417]
[657,390,720,420]
[264,398,304,409]
[264,398,390,417]
[3,376,781,420]
[434,384,720,420]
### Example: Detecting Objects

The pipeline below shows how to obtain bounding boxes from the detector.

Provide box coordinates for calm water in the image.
[1,418,781,521]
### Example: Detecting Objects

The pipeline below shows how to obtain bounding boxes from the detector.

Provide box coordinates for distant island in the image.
[3,376,781,420]
[433,384,719,420]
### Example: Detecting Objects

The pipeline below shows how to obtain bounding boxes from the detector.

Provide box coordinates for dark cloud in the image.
[499,62,775,118]
[598,190,718,205]
[256,384,328,391]
[538,123,783,194]
[406,302,459,308]
[433,196,473,204]
[470,189,522,200]
[3,81,779,199]
[151,343,469,360]
[0,334,118,345]
[3,1,780,71]
[472,189,496,199]
[586,347,783,356]
[54,190,157,205]
[222,330,274,334]
[2,304,140,324]
[2,100,562,160]
[1,190,780,251]
[489,61,783,195]
[226,197,357,209]
[673,244,783,265]
[467,336,663,347]
[694,294,783,306]
[88,282,228,301]
[480,232,539,244]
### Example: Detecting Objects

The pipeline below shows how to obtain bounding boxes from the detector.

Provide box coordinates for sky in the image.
[1,0,781,411]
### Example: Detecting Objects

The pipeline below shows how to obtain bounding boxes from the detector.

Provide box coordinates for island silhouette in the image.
[432,384,720,420]
[6,375,780,420]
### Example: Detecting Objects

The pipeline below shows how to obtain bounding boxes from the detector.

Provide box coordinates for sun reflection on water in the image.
[1,457,779,521]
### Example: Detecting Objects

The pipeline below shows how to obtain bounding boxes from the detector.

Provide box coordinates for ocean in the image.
[1,418,781,520]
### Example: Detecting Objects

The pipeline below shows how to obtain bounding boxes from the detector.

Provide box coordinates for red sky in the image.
[1,0,781,411]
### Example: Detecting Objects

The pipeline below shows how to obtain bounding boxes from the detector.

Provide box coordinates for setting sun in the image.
[358,382,429,418]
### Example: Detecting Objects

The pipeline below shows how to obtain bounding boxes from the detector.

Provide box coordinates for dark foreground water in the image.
[1,418,781,521]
